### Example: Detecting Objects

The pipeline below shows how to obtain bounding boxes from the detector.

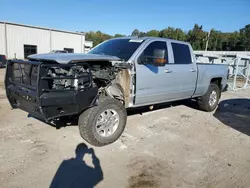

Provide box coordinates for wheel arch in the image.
[105,83,125,102]
[210,77,222,88]
[210,77,222,97]
[105,69,131,107]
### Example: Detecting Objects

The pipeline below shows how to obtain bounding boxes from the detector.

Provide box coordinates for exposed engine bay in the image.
[46,61,131,104]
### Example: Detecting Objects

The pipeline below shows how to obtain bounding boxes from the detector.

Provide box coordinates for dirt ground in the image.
[0,68,250,188]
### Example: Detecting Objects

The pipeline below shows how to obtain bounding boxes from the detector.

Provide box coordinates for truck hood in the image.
[28,53,122,64]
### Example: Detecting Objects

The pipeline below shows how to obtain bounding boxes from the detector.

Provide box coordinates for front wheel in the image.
[78,97,127,147]
[197,83,221,112]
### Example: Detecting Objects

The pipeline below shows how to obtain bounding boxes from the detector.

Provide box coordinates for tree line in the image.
[85,24,250,51]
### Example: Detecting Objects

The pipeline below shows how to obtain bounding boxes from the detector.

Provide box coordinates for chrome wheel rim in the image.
[96,109,119,137]
[209,90,217,107]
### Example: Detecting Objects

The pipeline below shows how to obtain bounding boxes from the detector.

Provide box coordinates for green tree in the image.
[174,28,186,41]
[139,32,146,37]
[159,27,175,38]
[131,29,140,36]
[187,24,206,50]
[146,30,160,37]
[225,32,239,50]
[85,23,250,50]
[159,27,186,41]
[208,29,223,51]
[85,31,112,46]
[114,34,125,38]
[240,24,250,51]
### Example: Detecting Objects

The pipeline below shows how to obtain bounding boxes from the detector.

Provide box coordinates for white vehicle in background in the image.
[51,50,68,53]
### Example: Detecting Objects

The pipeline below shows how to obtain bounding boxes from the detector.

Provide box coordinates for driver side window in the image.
[139,41,168,64]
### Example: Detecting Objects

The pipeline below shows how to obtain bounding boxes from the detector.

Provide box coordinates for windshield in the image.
[88,39,144,61]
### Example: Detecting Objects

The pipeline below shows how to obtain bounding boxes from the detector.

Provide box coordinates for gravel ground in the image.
[0,68,250,188]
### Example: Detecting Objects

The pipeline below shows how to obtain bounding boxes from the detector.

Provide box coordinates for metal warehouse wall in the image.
[6,24,50,59]
[51,30,83,53]
[0,22,86,59]
[0,23,6,55]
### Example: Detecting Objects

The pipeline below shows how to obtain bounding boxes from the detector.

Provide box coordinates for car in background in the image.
[0,54,7,68]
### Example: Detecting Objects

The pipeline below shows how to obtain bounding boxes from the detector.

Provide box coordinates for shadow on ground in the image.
[50,143,103,188]
[214,98,250,136]
[127,99,199,116]
[29,99,199,129]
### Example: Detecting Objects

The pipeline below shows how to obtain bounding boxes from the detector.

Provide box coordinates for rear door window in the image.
[171,43,192,64]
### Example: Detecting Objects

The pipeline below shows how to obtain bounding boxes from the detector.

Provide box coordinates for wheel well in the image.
[105,83,125,104]
[211,78,222,88]
[210,77,222,98]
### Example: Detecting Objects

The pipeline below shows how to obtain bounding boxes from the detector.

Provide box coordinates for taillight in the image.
[3,55,6,60]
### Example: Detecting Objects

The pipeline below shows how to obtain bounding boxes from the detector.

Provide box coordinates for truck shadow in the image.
[127,99,200,116]
[29,98,250,138]
[50,143,103,188]
[29,99,200,129]
[213,98,250,136]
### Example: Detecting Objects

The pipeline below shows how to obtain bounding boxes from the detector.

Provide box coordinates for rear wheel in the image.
[197,83,221,112]
[78,97,127,146]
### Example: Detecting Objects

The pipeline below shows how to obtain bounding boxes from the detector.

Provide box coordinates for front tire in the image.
[197,83,221,112]
[78,97,127,147]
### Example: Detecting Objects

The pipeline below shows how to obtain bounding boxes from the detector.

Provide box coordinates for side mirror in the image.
[140,49,167,66]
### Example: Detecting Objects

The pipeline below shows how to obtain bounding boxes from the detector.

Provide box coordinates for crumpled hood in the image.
[28,53,122,64]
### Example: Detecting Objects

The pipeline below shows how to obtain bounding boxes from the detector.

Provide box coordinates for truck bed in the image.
[193,63,228,97]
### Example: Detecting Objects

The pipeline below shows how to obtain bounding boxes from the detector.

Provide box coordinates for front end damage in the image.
[5,59,131,121]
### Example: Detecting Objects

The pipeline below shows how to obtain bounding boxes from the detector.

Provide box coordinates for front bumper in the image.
[5,60,98,121]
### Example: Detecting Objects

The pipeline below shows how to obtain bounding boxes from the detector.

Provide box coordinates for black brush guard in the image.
[5,60,98,121]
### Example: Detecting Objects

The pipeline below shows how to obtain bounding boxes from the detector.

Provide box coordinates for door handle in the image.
[190,69,196,72]
[164,69,172,73]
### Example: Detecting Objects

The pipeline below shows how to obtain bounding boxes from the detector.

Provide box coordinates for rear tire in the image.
[78,97,127,147]
[197,83,221,112]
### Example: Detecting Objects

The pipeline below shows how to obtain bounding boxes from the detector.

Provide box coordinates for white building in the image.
[84,40,93,53]
[0,22,93,59]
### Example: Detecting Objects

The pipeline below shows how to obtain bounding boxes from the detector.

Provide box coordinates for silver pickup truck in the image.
[5,37,228,146]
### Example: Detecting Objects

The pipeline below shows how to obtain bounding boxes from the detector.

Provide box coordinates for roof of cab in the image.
[112,36,190,44]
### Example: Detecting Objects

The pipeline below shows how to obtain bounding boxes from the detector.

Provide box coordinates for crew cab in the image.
[5,37,228,146]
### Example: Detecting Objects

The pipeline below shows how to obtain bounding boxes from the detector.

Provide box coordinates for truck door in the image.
[164,42,197,99]
[134,40,170,105]
[134,40,197,105]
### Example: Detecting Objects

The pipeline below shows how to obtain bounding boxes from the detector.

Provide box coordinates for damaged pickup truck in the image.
[5,37,228,146]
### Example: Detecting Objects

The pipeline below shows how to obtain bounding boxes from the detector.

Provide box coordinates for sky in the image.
[1,0,250,35]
